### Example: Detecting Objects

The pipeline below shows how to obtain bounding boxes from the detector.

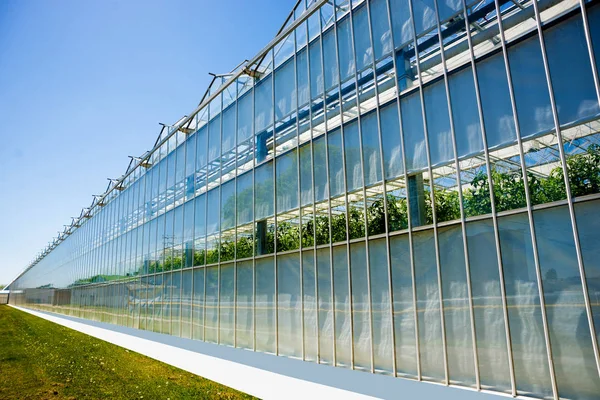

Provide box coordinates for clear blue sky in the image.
[0,0,294,285]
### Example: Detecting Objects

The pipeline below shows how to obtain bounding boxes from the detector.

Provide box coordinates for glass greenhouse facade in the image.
[9,0,600,398]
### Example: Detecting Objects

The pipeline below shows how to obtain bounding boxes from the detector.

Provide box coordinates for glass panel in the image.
[575,200,600,348]
[297,48,310,107]
[413,229,444,381]
[368,239,393,373]
[412,0,436,36]
[498,213,553,397]
[353,5,373,71]
[448,66,483,159]
[545,15,599,126]
[237,90,253,143]
[219,263,234,346]
[309,39,324,100]
[221,180,235,231]
[300,143,313,206]
[333,245,351,367]
[436,0,461,22]
[338,18,355,82]
[389,0,413,49]
[424,80,453,167]
[181,269,193,339]
[476,53,517,149]
[323,28,339,90]
[381,100,404,179]
[329,129,345,197]
[206,188,220,235]
[401,92,428,172]
[194,194,206,266]
[255,257,276,353]
[507,35,553,139]
[276,149,299,213]
[314,135,329,201]
[390,233,417,376]
[205,266,219,343]
[303,251,318,362]
[192,268,205,341]
[196,125,208,168]
[344,121,363,192]
[237,171,253,226]
[361,111,383,186]
[255,161,274,220]
[350,242,372,371]
[236,260,254,350]
[438,225,476,387]
[208,115,221,161]
[255,76,274,134]
[222,105,236,154]
[317,247,334,364]
[466,219,511,392]
[275,59,297,121]
[277,253,302,358]
[534,205,600,399]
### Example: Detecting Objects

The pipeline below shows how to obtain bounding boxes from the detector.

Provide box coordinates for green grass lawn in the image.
[0,305,257,400]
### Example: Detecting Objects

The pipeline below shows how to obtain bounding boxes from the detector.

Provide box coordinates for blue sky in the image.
[0,0,294,285]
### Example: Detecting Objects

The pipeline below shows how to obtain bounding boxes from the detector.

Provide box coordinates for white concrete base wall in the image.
[12,305,506,400]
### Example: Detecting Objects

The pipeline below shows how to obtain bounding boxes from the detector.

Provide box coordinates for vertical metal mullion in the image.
[306,8,321,363]
[160,150,167,333]
[531,0,600,378]
[317,7,337,367]
[178,138,184,337]
[190,116,198,340]
[365,0,398,377]
[217,88,224,346]
[272,47,280,357]
[234,81,240,350]
[406,0,449,385]
[252,72,257,353]
[190,166,196,340]
[432,0,481,389]
[293,14,306,361]
[347,0,375,373]
[169,139,176,336]
[143,169,151,331]
[460,0,517,394]
[492,1,558,397]
[332,0,354,370]
[383,0,421,380]
[203,114,210,343]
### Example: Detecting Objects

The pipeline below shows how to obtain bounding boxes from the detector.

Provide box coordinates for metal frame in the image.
[11,1,600,400]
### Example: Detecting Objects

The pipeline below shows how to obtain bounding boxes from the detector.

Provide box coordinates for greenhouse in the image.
[9,0,600,398]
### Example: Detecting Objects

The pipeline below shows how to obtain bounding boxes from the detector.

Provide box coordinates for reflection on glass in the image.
[534,205,600,399]
[219,264,234,346]
[236,261,253,350]
[476,53,516,150]
[544,15,599,127]
[438,225,475,387]
[317,248,334,364]
[350,242,372,371]
[277,253,302,358]
[369,239,393,373]
[466,219,511,392]
[205,266,219,343]
[498,213,552,397]
[303,251,318,362]
[333,245,351,367]
[256,257,276,354]
[413,229,444,382]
